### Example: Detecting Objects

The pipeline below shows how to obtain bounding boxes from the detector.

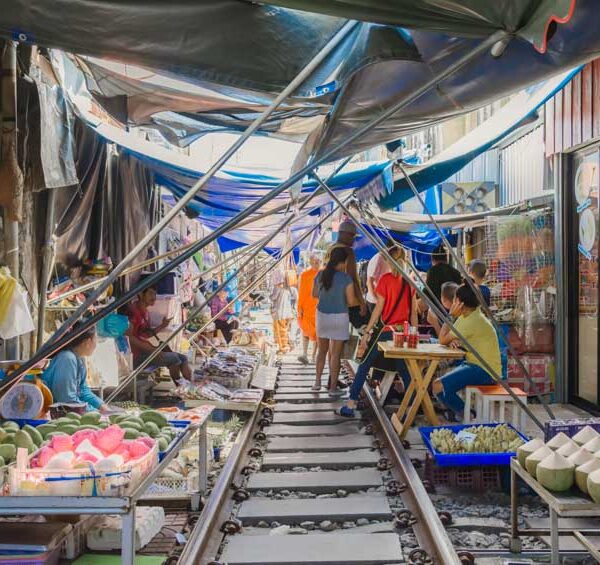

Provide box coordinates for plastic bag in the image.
[0,288,34,339]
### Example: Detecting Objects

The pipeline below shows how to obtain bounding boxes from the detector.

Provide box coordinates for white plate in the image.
[580,208,596,251]
[575,161,597,205]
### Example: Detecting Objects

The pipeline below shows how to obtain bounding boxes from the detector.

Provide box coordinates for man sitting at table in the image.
[433,283,501,422]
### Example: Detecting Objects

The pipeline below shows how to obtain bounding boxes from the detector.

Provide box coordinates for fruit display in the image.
[517,437,545,467]
[428,424,525,455]
[573,425,599,446]
[525,445,553,478]
[536,452,575,492]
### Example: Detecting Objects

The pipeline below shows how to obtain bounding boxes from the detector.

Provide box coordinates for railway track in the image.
[179,355,469,565]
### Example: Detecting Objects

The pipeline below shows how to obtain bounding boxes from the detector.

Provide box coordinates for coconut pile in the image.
[518,426,600,501]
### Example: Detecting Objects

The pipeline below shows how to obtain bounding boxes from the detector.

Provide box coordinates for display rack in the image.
[0,419,210,565]
[510,458,600,564]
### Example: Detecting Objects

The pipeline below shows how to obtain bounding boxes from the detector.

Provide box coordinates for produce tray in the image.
[158,421,190,462]
[419,423,529,467]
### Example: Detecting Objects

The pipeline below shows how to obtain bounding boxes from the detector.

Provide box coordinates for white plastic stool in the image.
[464,384,528,431]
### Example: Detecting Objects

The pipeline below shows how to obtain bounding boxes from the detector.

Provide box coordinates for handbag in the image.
[355,278,410,362]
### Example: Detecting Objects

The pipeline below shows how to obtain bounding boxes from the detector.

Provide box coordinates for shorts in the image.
[134,351,187,369]
[316,311,350,341]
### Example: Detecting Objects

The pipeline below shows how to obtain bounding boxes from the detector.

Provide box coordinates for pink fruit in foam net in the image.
[38,446,57,467]
[77,452,99,464]
[95,425,125,454]
[128,440,151,459]
[139,436,155,449]
[51,434,74,453]
[113,444,131,462]
[71,429,97,446]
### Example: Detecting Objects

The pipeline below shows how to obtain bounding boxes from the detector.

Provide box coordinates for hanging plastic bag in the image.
[96,313,129,338]
[0,288,35,339]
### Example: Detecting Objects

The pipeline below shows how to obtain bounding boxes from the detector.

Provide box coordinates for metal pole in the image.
[38,21,357,344]
[397,160,555,418]
[107,184,338,402]
[312,172,545,430]
[4,29,505,390]
[36,188,56,349]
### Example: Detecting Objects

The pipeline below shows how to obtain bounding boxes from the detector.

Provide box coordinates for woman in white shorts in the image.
[312,246,356,394]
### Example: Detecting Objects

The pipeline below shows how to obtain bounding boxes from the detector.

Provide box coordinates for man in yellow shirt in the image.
[434,282,501,421]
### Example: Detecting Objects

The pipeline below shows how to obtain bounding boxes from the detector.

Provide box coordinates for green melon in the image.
[36,424,58,439]
[57,424,78,435]
[157,437,169,451]
[124,429,141,440]
[1,421,19,433]
[119,421,143,432]
[23,425,43,447]
[0,444,16,463]
[0,456,5,468]
[144,422,160,438]
[140,410,168,428]
[80,412,101,425]
[517,438,544,468]
[537,452,575,492]
[576,458,600,494]
[1,433,15,445]
[14,430,35,454]
[65,412,82,421]
[526,445,553,478]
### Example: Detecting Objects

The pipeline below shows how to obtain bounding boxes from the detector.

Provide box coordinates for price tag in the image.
[456,430,476,444]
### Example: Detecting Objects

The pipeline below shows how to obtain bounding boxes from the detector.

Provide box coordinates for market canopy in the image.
[4,0,600,167]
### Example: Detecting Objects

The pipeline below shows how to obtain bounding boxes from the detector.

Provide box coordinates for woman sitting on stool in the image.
[433,283,501,422]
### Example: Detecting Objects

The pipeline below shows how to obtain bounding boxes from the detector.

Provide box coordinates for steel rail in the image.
[176,406,261,565]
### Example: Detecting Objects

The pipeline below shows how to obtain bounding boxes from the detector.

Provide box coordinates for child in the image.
[427,281,459,336]
[468,259,491,307]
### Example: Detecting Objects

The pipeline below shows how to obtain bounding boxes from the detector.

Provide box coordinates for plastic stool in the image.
[464,384,528,431]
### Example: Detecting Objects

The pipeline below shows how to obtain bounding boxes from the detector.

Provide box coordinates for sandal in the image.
[336,406,355,418]
[311,384,322,391]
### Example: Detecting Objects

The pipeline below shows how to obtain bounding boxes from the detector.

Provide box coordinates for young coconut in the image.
[517,438,545,468]
[546,432,571,451]
[536,452,575,492]
[525,445,554,479]
[587,468,600,503]
[583,436,600,454]
[576,458,600,495]
[568,447,595,468]
[556,438,579,458]
[573,426,599,446]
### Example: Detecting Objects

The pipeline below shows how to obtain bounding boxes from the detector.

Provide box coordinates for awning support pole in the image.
[312,171,545,430]
[397,160,555,419]
[36,188,56,349]
[4,28,506,393]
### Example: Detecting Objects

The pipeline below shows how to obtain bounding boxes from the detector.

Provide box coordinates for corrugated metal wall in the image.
[498,125,546,206]
[446,148,499,185]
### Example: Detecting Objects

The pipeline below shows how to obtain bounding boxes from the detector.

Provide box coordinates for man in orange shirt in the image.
[297,254,321,364]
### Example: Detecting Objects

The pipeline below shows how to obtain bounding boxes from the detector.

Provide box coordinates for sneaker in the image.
[297,355,309,365]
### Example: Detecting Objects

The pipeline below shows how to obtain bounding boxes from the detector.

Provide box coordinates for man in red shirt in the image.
[338,245,417,418]
[126,286,192,383]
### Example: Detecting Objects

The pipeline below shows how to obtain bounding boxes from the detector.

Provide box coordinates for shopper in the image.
[297,254,321,364]
[424,244,462,304]
[271,271,295,354]
[43,320,108,412]
[210,289,239,343]
[338,246,417,417]
[467,259,491,306]
[433,283,501,421]
[126,285,192,383]
[324,220,368,328]
[365,239,393,313]
[313,247,356,394]
[427,281,459,336]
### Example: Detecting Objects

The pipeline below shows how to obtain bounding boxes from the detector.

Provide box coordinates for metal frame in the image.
[396,160,555,419]
[312,171,545,429]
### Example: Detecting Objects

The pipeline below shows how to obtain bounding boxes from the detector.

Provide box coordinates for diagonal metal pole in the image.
[108,196,342,403]
[312,171,544,430]
[37,23,358,344]
[4,29,505,392]
[397,161,555,418]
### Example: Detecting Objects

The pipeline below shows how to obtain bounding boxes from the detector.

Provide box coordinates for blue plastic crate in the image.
[3,419,48,428]
[419,423,529,467]
[158,420,191,462]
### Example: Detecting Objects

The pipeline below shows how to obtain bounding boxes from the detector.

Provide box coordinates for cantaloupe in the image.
[546,432,571,451]
[536,452,575,492]
[517,438,544,468]
[576,458,600,494]
[573,426,599,446]
[526,445,553,478]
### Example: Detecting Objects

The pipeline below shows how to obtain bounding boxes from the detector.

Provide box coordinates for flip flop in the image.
[311,384,322,391]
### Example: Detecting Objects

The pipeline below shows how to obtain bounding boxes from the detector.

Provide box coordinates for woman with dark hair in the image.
[339,245,416,417]
[42,320,107,412]
[312,246,356,394]
[433,282,501,421]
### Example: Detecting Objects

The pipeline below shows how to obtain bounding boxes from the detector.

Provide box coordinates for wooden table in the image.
[378,341,465,438]
[511,458,600,564]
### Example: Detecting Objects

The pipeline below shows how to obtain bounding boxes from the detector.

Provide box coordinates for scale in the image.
[0,371,52,420]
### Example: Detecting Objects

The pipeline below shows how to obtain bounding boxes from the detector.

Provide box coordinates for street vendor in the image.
[434,283,501,422]
[126,285,192,383]
[42,320,108,412]
[210,288,239,343]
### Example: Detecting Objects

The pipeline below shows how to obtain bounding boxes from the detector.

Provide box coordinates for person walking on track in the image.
[297,254,321,365]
